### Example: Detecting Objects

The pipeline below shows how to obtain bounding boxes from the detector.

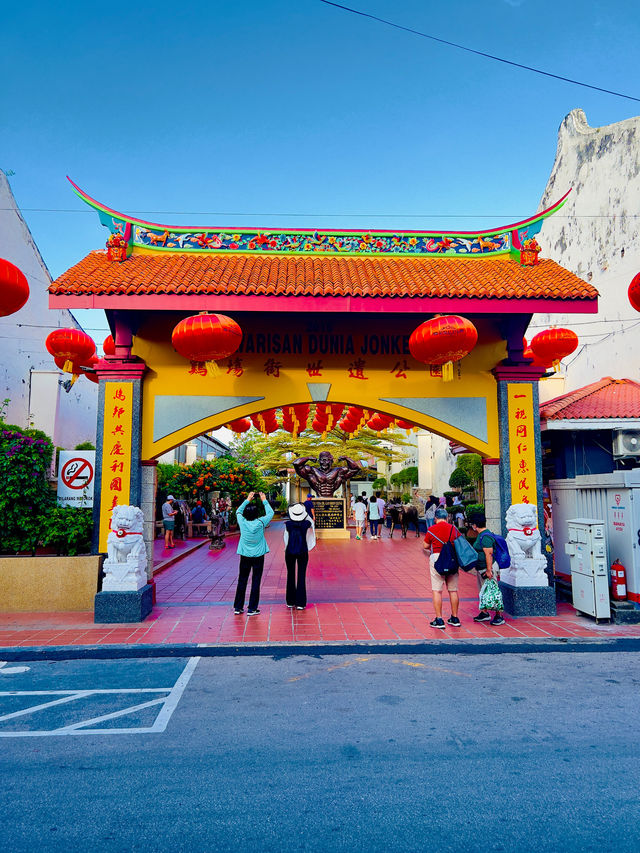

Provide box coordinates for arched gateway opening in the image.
[49,182,597,622]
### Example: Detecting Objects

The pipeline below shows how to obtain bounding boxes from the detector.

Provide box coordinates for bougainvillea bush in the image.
[157,457,266,509]
[0,424,55,554]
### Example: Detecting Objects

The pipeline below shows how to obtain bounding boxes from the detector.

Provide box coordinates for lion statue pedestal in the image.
[95,505,153,624]
[498,503,556,617]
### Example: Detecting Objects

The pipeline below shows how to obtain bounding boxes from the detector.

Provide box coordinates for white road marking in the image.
[0,661,30,675]
[0,657,200,737]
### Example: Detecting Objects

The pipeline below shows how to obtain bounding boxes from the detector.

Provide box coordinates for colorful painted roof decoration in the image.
[67,178,568,262]
[540,378,640,422]
[49,181,598,313]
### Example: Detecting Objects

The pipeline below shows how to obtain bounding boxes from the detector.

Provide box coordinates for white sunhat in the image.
[288,503,308,521]
[167,495,175,501]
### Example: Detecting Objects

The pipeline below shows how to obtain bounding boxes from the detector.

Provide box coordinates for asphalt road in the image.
[1,651,639,852]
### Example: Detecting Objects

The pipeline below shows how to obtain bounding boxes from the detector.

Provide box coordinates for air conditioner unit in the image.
[613,430,640,458]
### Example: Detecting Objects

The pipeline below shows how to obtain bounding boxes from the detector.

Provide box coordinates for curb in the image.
[153,537,209,575]
[2,636,640,662]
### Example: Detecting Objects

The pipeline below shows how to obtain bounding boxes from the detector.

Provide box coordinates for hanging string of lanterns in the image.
[409,315,478,382]
[0,258,29,317]
[227,418,251,433]
[171,312,242,375]
[250,409,279,434]
[281,404,310,438]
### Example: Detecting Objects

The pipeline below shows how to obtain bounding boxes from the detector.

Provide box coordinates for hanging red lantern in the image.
[228,418,251,433]
[523,347,549,368]
[103,335,116,356]
[396,419,414,430]
[628,272,640,312]
[0,258,29,317]
[409,315,478,381]
[54,353,99,383]
[530,328,579,366]
[46,328,96,373]
[172,313,242,374]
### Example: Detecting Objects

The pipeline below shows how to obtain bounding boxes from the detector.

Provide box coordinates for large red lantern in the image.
[228,418,251,433]
[0,258,29,317]
[523,347,549,369]
[409,315,478,381]
[46,328,96,373]
[103,335,116,356]
[530,328,578,367]
[172,313,242,373]
[55,353,99,383]
[628,272,640,312]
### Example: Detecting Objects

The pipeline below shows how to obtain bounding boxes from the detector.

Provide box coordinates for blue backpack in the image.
[483,531,511,570]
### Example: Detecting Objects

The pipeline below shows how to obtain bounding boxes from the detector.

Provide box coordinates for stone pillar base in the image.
[94,584,153,623]
[499,582,556,616]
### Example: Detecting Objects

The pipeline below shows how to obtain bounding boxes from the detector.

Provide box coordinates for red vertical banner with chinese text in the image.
[99,382,134,551]
[507,384,538,507]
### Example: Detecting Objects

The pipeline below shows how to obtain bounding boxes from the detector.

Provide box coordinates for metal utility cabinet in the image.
[565,519,610,621]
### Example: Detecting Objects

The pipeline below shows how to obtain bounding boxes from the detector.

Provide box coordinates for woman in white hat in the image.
[283,503,316,609]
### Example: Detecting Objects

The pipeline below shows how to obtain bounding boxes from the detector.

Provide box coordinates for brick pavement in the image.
[2,522,640,649]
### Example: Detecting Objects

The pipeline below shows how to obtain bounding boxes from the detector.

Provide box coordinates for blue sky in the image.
[2,0,639,338]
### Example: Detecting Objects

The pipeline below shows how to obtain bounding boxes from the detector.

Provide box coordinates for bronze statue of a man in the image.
[293,451,361,497]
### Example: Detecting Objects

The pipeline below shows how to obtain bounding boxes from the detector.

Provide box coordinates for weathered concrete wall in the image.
[534,109,640,393]
[0,170,97,446]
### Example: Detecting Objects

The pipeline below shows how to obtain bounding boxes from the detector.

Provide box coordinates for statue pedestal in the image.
[314,498,350,540]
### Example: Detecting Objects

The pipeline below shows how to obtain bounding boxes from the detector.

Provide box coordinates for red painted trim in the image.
[67,177,571,240]
[49,293,598,315]
[555,571,572,582]
[628,590,640,604]
[141,460,158,467]
[95,358,147,381]
[493,364,547,381]
[482,458,500,465]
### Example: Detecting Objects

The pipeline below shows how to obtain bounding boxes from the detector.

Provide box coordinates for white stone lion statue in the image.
[502,503,548,587]
[103,505,147,591]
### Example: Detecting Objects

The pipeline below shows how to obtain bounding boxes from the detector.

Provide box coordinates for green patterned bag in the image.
[479,578,503,612]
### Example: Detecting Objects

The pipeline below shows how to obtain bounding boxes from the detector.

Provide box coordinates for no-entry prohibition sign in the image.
[57,450,96,507]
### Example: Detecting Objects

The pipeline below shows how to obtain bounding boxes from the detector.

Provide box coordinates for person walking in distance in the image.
[423,507,461,630]
[233,491,274,616]
[284,503,316,610]
[303,493,315,523]
[162,495,178,549]
[368,495,381,539]
[352,495,367,540]
[468,511,505,626]
[375,491,386,538]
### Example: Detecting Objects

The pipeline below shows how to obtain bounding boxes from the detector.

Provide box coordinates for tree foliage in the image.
[0,418,55,554]
[448,467,472,490]
[230,427,413,486]
[390,465,418,488]
[158,456,266,507]
[455,453,483,487]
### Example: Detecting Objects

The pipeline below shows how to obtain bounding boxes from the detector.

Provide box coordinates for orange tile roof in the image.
[49,251,598,302]
[541,378,640,420]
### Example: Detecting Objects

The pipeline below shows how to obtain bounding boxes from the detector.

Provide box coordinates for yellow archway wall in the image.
[133,312,506,460]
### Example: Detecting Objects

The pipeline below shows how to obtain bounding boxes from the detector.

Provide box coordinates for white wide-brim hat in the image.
[288,503,308,521]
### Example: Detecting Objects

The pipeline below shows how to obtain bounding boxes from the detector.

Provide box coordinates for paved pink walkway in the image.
[2,523,640,648]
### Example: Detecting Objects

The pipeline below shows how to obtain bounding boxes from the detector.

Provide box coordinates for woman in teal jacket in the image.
[233,491,274,615]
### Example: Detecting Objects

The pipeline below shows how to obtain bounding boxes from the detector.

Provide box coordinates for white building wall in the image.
[534,109,640,393]
[0,170,97,446]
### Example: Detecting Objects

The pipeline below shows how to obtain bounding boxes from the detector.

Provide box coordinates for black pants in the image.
[285,551,308,608]
[233,555,264,611]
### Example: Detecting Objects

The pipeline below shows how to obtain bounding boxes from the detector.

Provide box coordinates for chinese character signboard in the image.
[99,382,134,551]
[57,450,95,507]
[507,384,538,507]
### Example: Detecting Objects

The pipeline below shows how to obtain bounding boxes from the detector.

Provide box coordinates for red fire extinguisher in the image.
[611,559,628,601]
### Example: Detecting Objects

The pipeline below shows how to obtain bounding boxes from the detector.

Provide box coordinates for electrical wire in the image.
[318,0,640,103]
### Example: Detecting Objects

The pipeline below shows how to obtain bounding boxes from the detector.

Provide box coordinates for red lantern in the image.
[103,335,116,356]
[396,419,414,430]
[523,347,549,368]
[530,328,578,366]
[0,258,29,317]
[228,418,251,433]
[172,313,242,373]
[46,328,96,373]
[409,315,478,381]
[628,272,640,312]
